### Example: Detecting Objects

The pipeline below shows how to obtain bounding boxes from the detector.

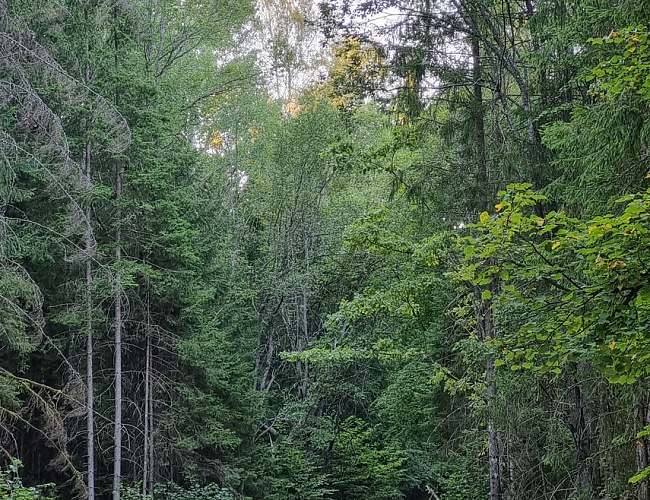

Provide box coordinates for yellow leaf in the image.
[645,171,650,179]
[552,241,561,250]
[534,218,544,227]
[479,211,490,223]
[608,341,616,350]
[494,203,503,212]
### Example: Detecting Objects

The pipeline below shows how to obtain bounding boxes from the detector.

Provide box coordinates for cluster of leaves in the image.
[460,183,650,383]
[0,460,54,500]
[589,26,650,100]
[121,482,235,500]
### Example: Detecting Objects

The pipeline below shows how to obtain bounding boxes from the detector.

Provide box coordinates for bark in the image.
[454,0,539,144]
[636,399,650,500]
[298,234,311,401]
[472,34,502,500]
[148,389,155,497]
[471,35,488,213]
[113,168,123,500]
[564,374,601,492]
[143,329,151,498]
[84,138,95,500]
[477,292,502,500]
[83,12,95,498]
[113,7,123,499]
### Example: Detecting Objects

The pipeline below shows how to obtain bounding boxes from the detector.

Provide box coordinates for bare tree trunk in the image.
[298,284,309,401]
[472,33,502,500]
[564,372,601,492]
[298,235,310,401]
[113,166,123,500]
[83,12,95,497]
[113,8,123,499]
[84,138,95,500]
[148,364,155,496]
[143,325,151,497]
[636,399,650,500]
[486,365,501,500]
[477,292,502,500]
[471,35,488,213]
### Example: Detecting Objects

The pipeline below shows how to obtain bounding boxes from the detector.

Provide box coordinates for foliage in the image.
[589,26,650,100]
[328,417,405,500]
[0,460,54,500]
[4,1,650,500]
[152,483,235,500]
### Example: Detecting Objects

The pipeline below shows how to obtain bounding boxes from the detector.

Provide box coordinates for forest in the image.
[0,0,650,499]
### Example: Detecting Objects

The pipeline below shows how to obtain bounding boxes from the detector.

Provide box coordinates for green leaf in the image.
[630,466,650,484]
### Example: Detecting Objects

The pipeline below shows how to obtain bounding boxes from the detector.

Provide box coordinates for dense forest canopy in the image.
[1,0,650,499]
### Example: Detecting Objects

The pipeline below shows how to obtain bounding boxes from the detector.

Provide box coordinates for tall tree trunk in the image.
[84,138,95,500]
[636,399,650,500]
[472,34,502,500]
[148,364,155,497]
[113,7,123,499]
[471,35,488,214]
[113,164,123,500]
[142,310,155,498]
[564,372,601,492]
[83,12,95,497]
[143,324,151,498]
[477,290,502,500]
[298,234,310,402]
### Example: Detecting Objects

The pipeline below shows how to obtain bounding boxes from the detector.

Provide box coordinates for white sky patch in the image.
[253,0,329,102]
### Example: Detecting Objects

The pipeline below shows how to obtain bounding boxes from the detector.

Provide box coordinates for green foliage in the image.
[589,26,650,100]
[328,418,405,500]
[120,482,236,500]
[153,483,235,500]
[460,184,650,383]
[5,1,650,499]
[0,460,54,500]
[259,443,333,500]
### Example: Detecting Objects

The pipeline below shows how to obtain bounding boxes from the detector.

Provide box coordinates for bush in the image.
[0,459,55,500]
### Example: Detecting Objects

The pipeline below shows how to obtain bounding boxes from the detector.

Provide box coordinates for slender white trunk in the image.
[148,373,155,496]
[83,15,95,497]
[143,329,151,497]
[84,138,95,500]
[113,10,123,498]
[113,204,122,500]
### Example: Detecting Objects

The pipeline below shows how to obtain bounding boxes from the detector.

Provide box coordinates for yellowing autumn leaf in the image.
[209,132,224,152]
[285,99,300,116]
[552,241,561,250]
[479,211,490,223]
[608,341,616,350]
